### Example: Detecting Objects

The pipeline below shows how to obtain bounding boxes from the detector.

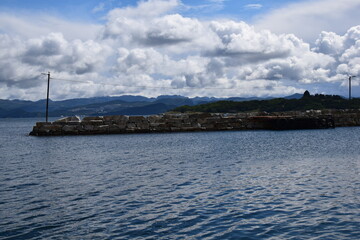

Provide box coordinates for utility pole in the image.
[349,75,356,100]
[41,72,51,122]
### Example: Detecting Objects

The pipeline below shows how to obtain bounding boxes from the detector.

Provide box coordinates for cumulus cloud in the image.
[207,21,295,59]
[314,25,360,81]
[20,33,110,75]
[145,14,203,46]
[0,0,360,100]
[0,32,111,100]
[102,9,208,51]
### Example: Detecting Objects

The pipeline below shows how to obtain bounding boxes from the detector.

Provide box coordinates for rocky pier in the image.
[27,109,358,136]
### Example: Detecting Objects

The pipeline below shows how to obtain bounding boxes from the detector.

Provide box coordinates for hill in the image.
[172,92,357,113]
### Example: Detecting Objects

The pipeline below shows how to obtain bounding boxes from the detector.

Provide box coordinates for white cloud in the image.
[244,4,262,10]
[207,0,225,3]
[0,32,112,100]
[92,2,105,13]
[21,33,111,75]
[145,14,202,46]
[102,4,208,49]
[0,0,359,100]
[314,25,360,80]
[181,0,225,13]
[107,0,179,20]
[255,0,360,43]
[0,12,101,41]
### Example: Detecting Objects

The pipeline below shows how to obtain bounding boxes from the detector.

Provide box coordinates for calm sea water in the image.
[0,118,359,239]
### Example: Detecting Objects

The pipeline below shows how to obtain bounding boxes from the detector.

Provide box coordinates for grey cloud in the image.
[206,58,224,77]
[206,49,291,65]
[25,35,64,57]
[21,33,68,68]
[0,62,17,86]
[0,61,42,89]
[185,59,226,87]
[103,12,203,47]
[0,31,111,100]
[184,74,209,88]
[75,63,95,75]
[22,34,109,75]
[263,62,304,81]
[144,31,191,46]
[265,84,274,91]
[0,35,43,89]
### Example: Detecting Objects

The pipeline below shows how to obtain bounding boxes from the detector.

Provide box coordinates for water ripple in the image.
[0,120,360,239]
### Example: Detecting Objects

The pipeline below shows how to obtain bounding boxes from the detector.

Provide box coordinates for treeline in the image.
[172,92,360,113]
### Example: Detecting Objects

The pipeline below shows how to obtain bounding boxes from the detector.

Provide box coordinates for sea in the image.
[0,118,359,240]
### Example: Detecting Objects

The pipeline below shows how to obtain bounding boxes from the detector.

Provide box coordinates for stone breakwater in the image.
[28,109,360,136]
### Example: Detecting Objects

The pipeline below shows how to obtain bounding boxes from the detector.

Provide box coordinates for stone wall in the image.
[270,109,360,127]
[28,110,349,136]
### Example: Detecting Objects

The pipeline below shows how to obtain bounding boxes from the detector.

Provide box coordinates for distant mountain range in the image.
[0,94,303,118]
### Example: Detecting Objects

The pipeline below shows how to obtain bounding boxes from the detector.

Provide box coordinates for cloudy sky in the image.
[0,0,360,100]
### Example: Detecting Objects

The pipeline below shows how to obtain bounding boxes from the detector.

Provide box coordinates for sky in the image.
[0,0,360,100]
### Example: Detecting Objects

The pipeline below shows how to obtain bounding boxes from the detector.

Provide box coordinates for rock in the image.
[148,115,163,123]
[104,115,129,124]
[109,124,123,133]
[126,123,136,129]
[201,123,215,130]
[89,125,109,134]
[115,122,127,129]
[36,122,50,128]
[189,113,212,119]
[31,123,61,135]
[88,120,104,125]
[150,123,170,131]
[136,122,150,130]
[82,116,103,122]
[62,125,79,134]
[83,124,94,131]
[128,116,146,122]
[55,116,80,123]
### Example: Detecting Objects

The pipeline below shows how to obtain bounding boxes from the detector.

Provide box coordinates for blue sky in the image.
[0,0,359,100]
[0,0,301,23]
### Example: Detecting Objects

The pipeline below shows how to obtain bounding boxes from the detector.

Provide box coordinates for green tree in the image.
[303,90,311,98]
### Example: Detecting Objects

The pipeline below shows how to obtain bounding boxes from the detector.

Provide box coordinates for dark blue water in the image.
[0,118,359,239]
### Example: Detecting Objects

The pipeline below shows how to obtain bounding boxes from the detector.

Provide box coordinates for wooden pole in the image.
[46,72,50,122]
[349,76,352,100]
